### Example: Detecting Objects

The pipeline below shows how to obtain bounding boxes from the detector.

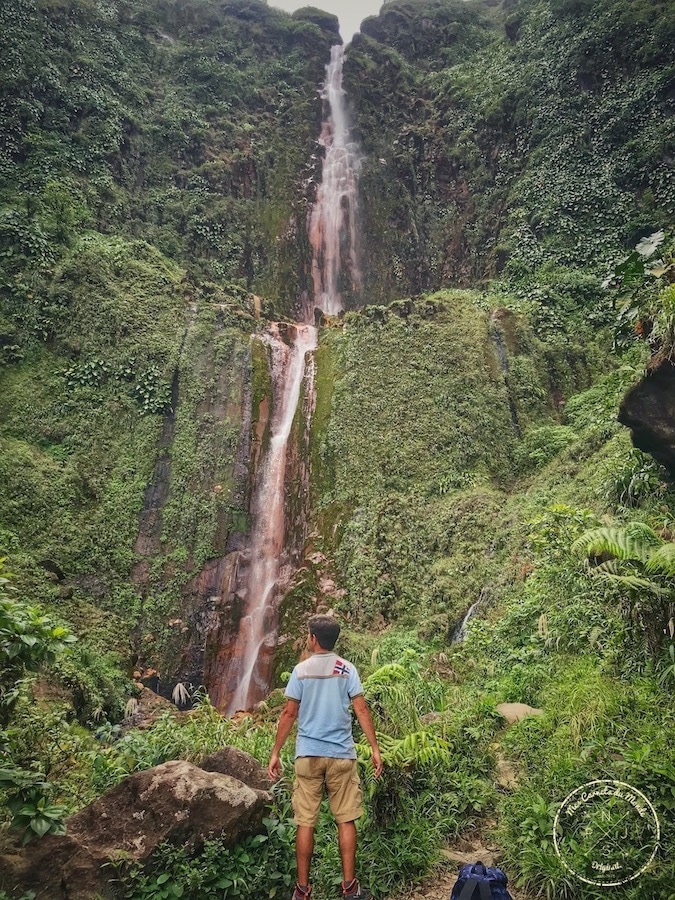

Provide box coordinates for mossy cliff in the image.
[345,0,674,303]
[0,0,342,687]
[299,289,675,898]
[0,234,256,688]
[305,290,605,630]
[0,0,340,321]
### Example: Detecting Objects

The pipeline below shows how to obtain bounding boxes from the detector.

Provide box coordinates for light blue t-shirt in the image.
[285,651,364,759]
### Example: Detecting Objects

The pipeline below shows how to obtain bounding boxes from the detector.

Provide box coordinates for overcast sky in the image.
[270,0,384,41]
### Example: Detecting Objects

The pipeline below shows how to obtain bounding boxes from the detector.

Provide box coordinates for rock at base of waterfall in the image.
[496,702,544,724]
[0,759,272,899]
[200,745,272,792]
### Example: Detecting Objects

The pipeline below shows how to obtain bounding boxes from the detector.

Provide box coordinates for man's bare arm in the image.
[352,695,383,778]
[268,699,299,781]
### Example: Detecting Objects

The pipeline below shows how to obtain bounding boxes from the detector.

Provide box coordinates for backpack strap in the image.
[456,878,492,900]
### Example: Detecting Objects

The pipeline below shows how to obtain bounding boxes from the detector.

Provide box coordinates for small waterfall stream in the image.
[489,311,521,437]
[217,44,361,712]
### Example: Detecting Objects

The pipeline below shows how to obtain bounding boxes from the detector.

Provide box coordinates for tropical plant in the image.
[0,560,76,726]
[171,682,192,708]
[607,230,675,355]
[3,783,68,844]
[114,801,296,899]
[604,449,667,509]
[572,523,675,654]
[361,650,444,736]
[0,561,77,841]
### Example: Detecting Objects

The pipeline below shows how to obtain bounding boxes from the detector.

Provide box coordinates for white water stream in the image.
[223,45,360,712]
[226,324,317,714]
[308,44,362,315]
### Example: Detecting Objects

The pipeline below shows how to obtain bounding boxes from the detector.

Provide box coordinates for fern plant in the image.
[361,650,444,737]
[572,523,675,656]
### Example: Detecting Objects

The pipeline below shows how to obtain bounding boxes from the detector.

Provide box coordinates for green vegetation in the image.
[59,654,497,899]
[0,0,674,897]
[0,560,77,843]
[305,291,675,896]
[347,0,674,309]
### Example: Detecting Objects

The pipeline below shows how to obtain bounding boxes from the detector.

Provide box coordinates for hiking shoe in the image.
[342,879,373,899]
[291,885,312,900]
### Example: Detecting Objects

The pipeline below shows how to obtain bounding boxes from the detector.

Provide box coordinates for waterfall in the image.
[308,44,362,316]
[452,601,481,643]
[488,311,521,437]
[224,324,317,714]
[212,45,361,714]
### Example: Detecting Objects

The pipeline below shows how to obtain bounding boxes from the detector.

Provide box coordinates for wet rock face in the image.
[1,758,272,899]
[618,359,675,475]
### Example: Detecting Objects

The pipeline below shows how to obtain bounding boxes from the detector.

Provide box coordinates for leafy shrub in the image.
[52,647,132,724]
[515,425,577,472]
[603,448,668,509]
[0,561,76,727]
[116,804,296,900]
[0,560,76,841]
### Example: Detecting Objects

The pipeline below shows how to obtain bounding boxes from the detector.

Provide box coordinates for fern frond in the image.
[365,682,410,708]
[589,558,622,576]
[379,731,450,767]
[572,526,658,563]
[645,542,675,577]
[624,522,662,546]
[364,663,407,689]
[593,571,666,596]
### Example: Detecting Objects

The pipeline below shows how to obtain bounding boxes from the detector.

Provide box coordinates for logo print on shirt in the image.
[332,659,350,676]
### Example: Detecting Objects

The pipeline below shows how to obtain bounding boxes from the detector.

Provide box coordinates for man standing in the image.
[268,614,383,900]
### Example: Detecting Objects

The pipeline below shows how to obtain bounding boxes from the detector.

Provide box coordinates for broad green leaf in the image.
[30,816,53,837]
[635,230,665,257]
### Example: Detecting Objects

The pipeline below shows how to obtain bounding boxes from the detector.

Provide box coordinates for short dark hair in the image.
[308,614,340,650]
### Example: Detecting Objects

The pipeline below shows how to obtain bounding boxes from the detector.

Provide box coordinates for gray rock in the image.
[619,359,675,475]
[1,759,272,899]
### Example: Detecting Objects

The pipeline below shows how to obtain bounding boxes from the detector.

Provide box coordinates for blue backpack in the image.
[450,861,513,900]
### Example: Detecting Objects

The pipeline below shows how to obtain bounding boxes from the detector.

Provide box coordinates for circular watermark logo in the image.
[553,780,660,887]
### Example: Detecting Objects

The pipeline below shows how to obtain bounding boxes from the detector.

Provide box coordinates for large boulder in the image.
[618,359,675,476]
[1,758,272,899]
[200,745,272,792]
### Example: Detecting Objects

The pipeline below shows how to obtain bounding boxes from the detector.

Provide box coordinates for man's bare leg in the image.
[296,825,315,887]
[337,820,357,884]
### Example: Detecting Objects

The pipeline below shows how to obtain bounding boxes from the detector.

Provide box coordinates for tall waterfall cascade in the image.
[308,44,363,316]
[214,45,362,713]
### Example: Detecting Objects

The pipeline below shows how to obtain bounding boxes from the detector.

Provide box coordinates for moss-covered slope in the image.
[346,0,675,302]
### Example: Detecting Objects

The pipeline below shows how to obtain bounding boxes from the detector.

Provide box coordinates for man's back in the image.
[285,651,363,758]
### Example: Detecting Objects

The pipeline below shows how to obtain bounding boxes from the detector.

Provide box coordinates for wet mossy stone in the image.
[292,6,341,41]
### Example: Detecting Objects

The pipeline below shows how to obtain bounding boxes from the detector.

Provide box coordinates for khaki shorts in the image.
[292,756,363,827]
